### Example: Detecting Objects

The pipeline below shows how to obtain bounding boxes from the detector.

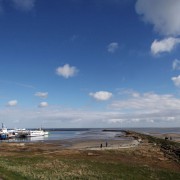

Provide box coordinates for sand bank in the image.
[66,139,140,150]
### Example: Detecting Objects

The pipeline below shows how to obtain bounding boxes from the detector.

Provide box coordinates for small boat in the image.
[0,123,11,140]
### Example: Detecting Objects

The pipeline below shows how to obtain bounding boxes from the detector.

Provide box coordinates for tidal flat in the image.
[0,131,179,180]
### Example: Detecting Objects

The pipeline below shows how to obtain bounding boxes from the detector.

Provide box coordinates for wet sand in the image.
[36,134,140,151]
[68,139,139,150]
[39,131,180,151]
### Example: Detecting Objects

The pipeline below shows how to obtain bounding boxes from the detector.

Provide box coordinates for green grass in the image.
[0,154,179,180]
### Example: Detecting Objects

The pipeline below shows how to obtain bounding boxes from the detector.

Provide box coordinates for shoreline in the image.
[1,129,180,152]
[3,130,180,150]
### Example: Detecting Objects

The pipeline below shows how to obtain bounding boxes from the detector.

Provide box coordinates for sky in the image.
[1,0,180,128]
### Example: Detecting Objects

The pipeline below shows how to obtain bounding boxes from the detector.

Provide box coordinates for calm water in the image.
[4,127,180,142]
[6,129,123,142]
[31,129,123,142]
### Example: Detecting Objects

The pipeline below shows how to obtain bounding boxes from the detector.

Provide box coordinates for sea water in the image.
[4,127,180,142]
[28,129,123,142]
[4,128,123,142]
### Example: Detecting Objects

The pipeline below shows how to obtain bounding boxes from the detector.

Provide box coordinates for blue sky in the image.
[1,0,180,128]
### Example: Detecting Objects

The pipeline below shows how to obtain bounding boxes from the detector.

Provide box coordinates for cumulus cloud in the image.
[38,102,48,108]
[135,0,180,36]
[172,75,180,87]
[151,37,180,55]
[11,0,36,11]
[56,64,78,79]
[107,42,119,53]
[89,91,113,101]
[35,92,48,98]
[7,100,18,107]
[172,59,180,70]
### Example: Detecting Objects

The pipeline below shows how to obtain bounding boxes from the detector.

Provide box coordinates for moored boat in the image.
[0,123,11,140]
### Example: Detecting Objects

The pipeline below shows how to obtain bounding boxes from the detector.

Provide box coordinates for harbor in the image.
[0,124,49,140]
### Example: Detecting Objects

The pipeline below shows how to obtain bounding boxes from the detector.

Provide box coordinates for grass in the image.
[0,150,179,180]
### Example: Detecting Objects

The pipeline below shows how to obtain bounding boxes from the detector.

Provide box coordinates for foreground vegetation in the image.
[0,151,179,180]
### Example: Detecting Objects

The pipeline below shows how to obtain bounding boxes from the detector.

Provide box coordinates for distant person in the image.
[106,141,108,147]
[165,137,168,140]
[100,144,102,148]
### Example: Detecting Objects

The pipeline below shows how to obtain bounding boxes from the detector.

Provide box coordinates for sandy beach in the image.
[67,139,140,150]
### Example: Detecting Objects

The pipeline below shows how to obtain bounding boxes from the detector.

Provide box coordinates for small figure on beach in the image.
[106,141,108,147]
[100,144,102,148]
[165,136,168,140]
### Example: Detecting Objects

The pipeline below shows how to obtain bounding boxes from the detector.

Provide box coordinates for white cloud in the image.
[11,0,36,11]
[135,0,180,36]
[56,64,78,79]
[151,37,180,55]
[107,42,119,53]
[39,102,48,108]
[1,104,180,128]
[172,59,180,70]
[111,92,180,112]
[7,100,18,107]
[172,75,180,87]
[2,91,180,128]
[35,92,48,98]
[89,91,113,101]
